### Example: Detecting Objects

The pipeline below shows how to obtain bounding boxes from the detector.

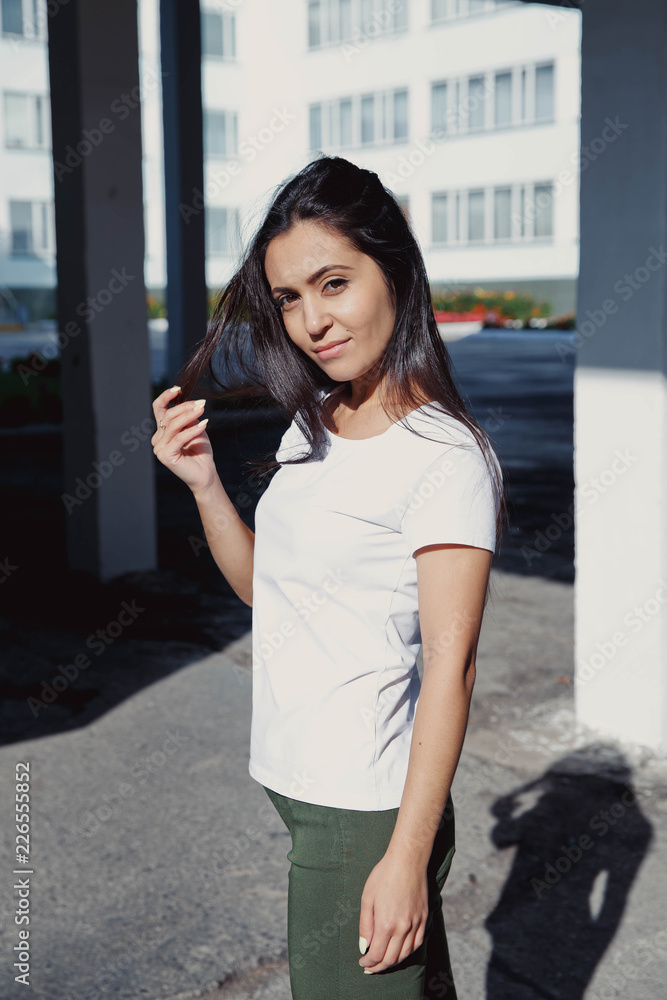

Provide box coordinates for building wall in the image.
[0,0,581,321]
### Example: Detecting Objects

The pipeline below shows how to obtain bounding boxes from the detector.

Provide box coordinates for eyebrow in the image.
[270,263,354,298]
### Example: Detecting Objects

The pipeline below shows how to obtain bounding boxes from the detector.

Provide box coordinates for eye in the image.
[275,278,348,311]
[324,278,348,293]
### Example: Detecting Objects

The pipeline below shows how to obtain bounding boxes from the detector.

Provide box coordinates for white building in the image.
[0,0,581,322]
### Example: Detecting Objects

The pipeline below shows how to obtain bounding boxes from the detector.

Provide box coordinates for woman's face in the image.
[264,219,395,384]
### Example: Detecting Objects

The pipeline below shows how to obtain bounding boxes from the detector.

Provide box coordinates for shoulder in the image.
[399,403,502,503]
[398,401,483,457]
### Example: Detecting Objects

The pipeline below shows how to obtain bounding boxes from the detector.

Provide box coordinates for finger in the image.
[360,929,393,972]
[168,417,210,450]
[152,385,182,426]
[151,400,205,445]
[163,399,206,434]
[358,920,373,960]
[394,930,420,966]
[363,935,400,974]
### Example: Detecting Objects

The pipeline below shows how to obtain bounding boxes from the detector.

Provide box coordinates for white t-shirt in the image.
[248,389,501,810]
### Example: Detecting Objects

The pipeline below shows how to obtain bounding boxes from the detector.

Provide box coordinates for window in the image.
[433,181,554,245]
[203,110,238,157]
[516,185,526,238]
[533,183,553,238]
[359,0,375,30]
[309,104,322,149]
[393,89,408,140]
[535,63,554,121]
[339,98,353,146]
[494,72,512,128]
[432,193,448,244]
[494,187,512,240]
[361,94,374,143]
[201,10,236,59]
[467,76,487,130]
[309,87,408,150]
[340,0,352,38]
[392,2,408,30]
[307,0,356,45]
[308,0,407,49]
[308,1,321,46]
[206,206,239,256]
[431,58,555,138]
[1,0,23,34]
[9,199,52,255]
[431,82,448,135]
[520,68,527,121]
[467,190,485,241]
[4,92,48,149]
[431,0,516,21]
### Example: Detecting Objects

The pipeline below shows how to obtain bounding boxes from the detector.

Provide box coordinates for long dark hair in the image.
[175,153,510,558]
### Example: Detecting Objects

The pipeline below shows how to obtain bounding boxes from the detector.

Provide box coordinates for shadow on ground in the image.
[483,751,653,1000]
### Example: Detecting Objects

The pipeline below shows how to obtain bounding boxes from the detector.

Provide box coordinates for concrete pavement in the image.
[1,567,665,1000]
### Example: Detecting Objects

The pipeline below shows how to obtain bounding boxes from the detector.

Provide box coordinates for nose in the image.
[301,293,333,337]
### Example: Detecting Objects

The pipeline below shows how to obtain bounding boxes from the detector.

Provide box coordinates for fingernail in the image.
[197,418,209,428]
[359,936,368,955]
[363,968,373,974]
[193,399,206,409]
[171,385,181,392]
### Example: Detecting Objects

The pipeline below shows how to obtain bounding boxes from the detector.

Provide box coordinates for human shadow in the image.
[484,748,653,999]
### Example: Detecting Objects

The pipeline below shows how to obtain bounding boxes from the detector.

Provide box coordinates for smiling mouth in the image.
[314,339,351,359]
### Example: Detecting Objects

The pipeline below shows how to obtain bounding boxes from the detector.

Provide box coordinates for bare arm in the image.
[357,541,493,974]
[193,477,255,607]
[386,542,492,867]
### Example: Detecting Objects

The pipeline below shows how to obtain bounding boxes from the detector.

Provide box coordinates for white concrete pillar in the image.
[574,0,667,752]
[48,0,157,582]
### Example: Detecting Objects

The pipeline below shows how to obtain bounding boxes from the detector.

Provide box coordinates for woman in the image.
[152,154,509,998]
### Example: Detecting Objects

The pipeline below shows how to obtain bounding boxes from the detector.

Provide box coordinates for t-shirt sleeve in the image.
[400,442,500,557]
[275,420,309,464]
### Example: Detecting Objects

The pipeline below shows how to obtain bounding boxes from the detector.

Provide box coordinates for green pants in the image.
[263,785,458,1000]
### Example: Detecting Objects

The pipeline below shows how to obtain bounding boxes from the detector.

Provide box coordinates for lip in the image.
[313,338,351,359]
